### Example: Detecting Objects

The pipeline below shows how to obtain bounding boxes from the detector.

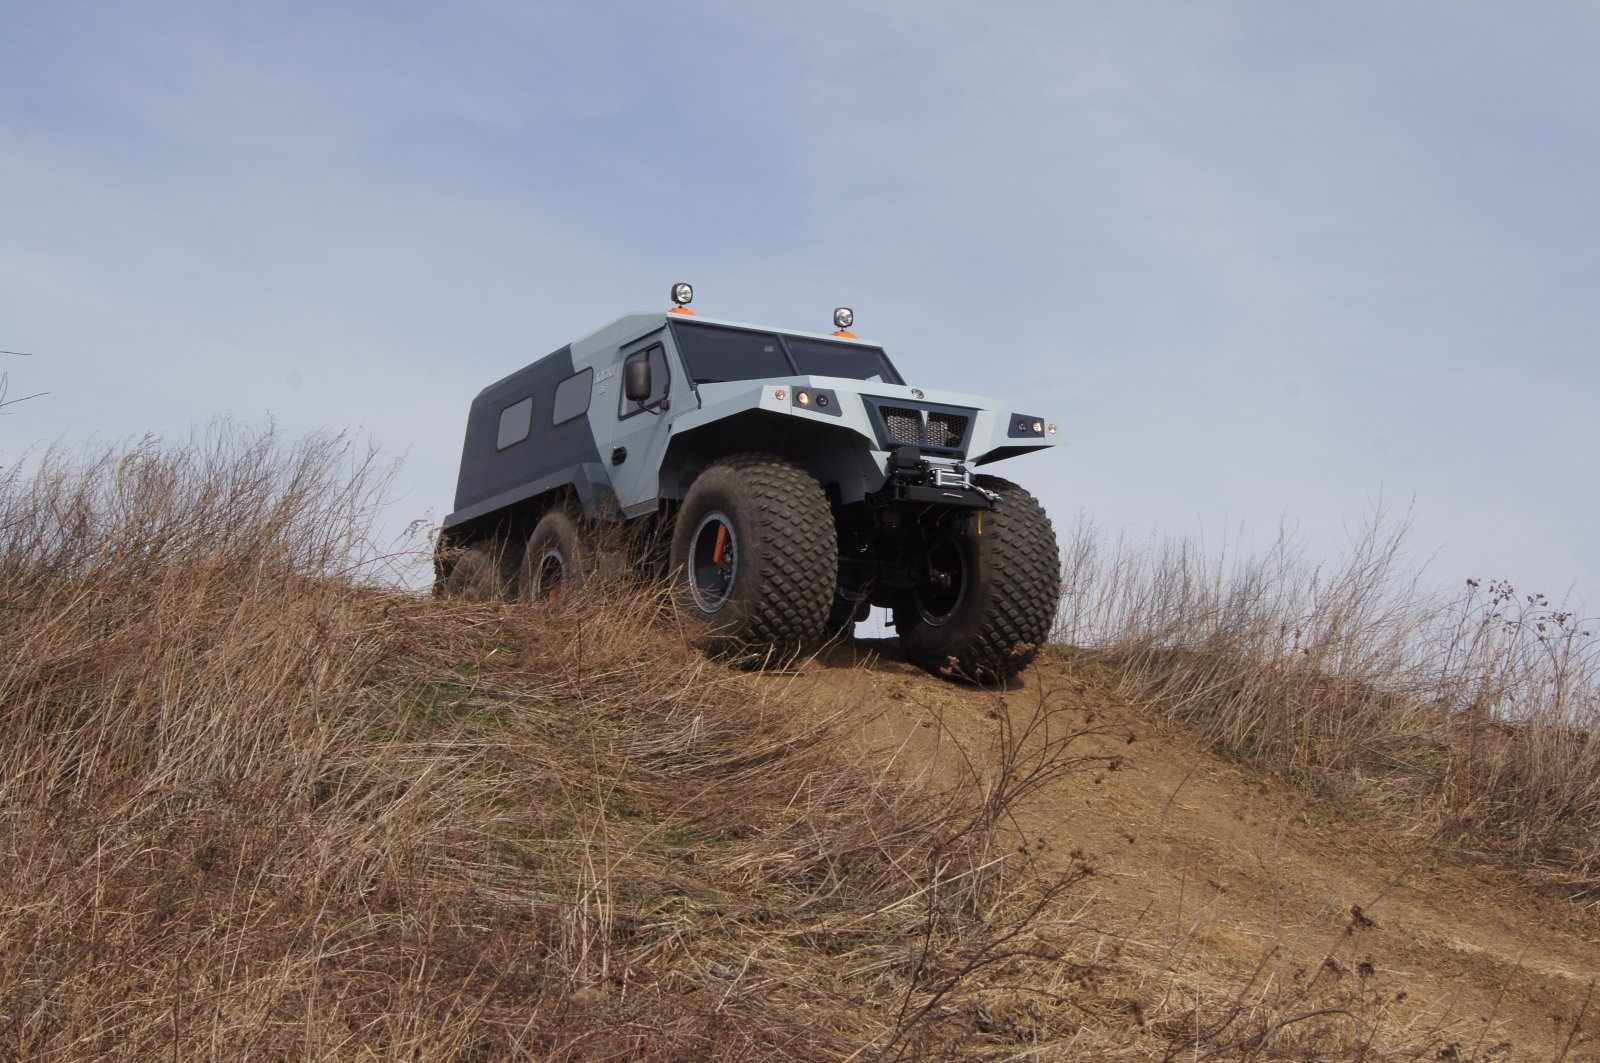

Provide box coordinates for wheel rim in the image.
[532,548,566,602]
[687,510,737,613]
[913,537,967,626]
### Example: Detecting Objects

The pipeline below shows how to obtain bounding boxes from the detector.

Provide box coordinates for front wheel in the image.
[893,477,1059,684]
[670,454,837,663]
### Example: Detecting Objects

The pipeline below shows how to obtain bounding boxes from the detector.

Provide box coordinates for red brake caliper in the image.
[712,524,732,571]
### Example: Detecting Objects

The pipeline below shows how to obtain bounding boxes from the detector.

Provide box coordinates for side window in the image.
[619,344,670,418]
[552,368,593,426]
[496,396,533,450]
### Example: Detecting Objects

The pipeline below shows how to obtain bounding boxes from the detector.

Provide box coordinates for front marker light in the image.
[774,388,786,401]
[1047,423,1058,434]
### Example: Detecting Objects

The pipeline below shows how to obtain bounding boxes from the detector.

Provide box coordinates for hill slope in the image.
[3,428,1595,1060]
[789,641,1600,1059]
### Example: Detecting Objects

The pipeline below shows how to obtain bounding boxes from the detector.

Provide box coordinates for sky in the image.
[2,1,1596,609]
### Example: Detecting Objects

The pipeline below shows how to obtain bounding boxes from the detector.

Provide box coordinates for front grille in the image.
[873,403,972,451]
[926,412,968,448]
[881,406,923,445]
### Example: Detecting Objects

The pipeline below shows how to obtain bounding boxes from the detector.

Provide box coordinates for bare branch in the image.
[1,349,47,413]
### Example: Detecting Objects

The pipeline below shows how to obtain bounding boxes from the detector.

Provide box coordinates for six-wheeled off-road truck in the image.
[437,286,1063,683]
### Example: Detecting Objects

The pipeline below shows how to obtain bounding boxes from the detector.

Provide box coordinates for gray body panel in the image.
[443,311,1062,530]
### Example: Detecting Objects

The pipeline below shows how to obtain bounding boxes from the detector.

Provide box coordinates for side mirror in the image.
[624,359,652,402]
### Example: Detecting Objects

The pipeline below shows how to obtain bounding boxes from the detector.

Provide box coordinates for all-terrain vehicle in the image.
[437,285,1063,683]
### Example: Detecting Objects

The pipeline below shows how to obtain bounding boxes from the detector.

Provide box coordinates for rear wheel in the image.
[520,503,585,603]
[670,454,837,663]
[437,535,514,601]
[893,477,1059,683]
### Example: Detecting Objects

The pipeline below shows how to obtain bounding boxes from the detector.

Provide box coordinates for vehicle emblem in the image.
[910,388,924,399]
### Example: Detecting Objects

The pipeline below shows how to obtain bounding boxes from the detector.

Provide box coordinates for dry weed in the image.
[1055,508,1600,894]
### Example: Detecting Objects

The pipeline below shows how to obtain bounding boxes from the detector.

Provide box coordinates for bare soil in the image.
[768,640,1600,1061]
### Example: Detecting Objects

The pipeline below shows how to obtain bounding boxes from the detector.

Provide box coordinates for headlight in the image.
[833,307,854,329]
[1008,414,1049,439]
[671,282,693,306]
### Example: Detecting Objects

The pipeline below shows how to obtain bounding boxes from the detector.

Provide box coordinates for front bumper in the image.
[879,447,996,509]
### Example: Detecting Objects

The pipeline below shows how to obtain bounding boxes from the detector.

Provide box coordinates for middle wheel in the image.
[519,501,585,603]
[669,453,837,662]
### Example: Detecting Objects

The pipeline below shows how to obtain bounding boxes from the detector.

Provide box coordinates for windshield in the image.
[672,321,905,386]
[673,323,790,383]
[786,336,903,385]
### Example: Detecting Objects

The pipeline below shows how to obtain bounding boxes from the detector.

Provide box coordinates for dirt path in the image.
[767,643,1600,1060]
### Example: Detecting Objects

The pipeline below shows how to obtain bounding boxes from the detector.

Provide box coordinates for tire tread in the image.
[673,454,837,661]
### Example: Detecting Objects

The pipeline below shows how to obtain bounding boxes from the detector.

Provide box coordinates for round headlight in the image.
[671,282,694,306]
[797,391,811,406]
[1033,420,1043,433]
[833,307,854,329]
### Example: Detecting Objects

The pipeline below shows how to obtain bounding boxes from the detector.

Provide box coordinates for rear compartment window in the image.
[552,368,593,426]
[497,396,533,449]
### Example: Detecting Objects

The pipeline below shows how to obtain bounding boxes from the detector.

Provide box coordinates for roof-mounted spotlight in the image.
[832,307,857,338]
[669,281,696,316]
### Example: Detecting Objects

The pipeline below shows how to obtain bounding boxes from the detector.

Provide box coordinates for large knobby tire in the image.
[520,503,585,604]
[670,454,837,664]
[894,476,1059,684]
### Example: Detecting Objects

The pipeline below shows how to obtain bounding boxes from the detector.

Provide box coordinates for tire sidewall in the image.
[521,506,584,603]
[670,467,759,634]
[897,480,1058,683]
[900,509,996,663]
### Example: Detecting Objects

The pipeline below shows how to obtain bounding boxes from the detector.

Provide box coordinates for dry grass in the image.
[0,424,1483,1059]
[0,424,1074,1059]
[1056,509,1600,896]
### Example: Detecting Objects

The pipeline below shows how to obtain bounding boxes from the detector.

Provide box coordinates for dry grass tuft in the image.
[1056,509,1600,895]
